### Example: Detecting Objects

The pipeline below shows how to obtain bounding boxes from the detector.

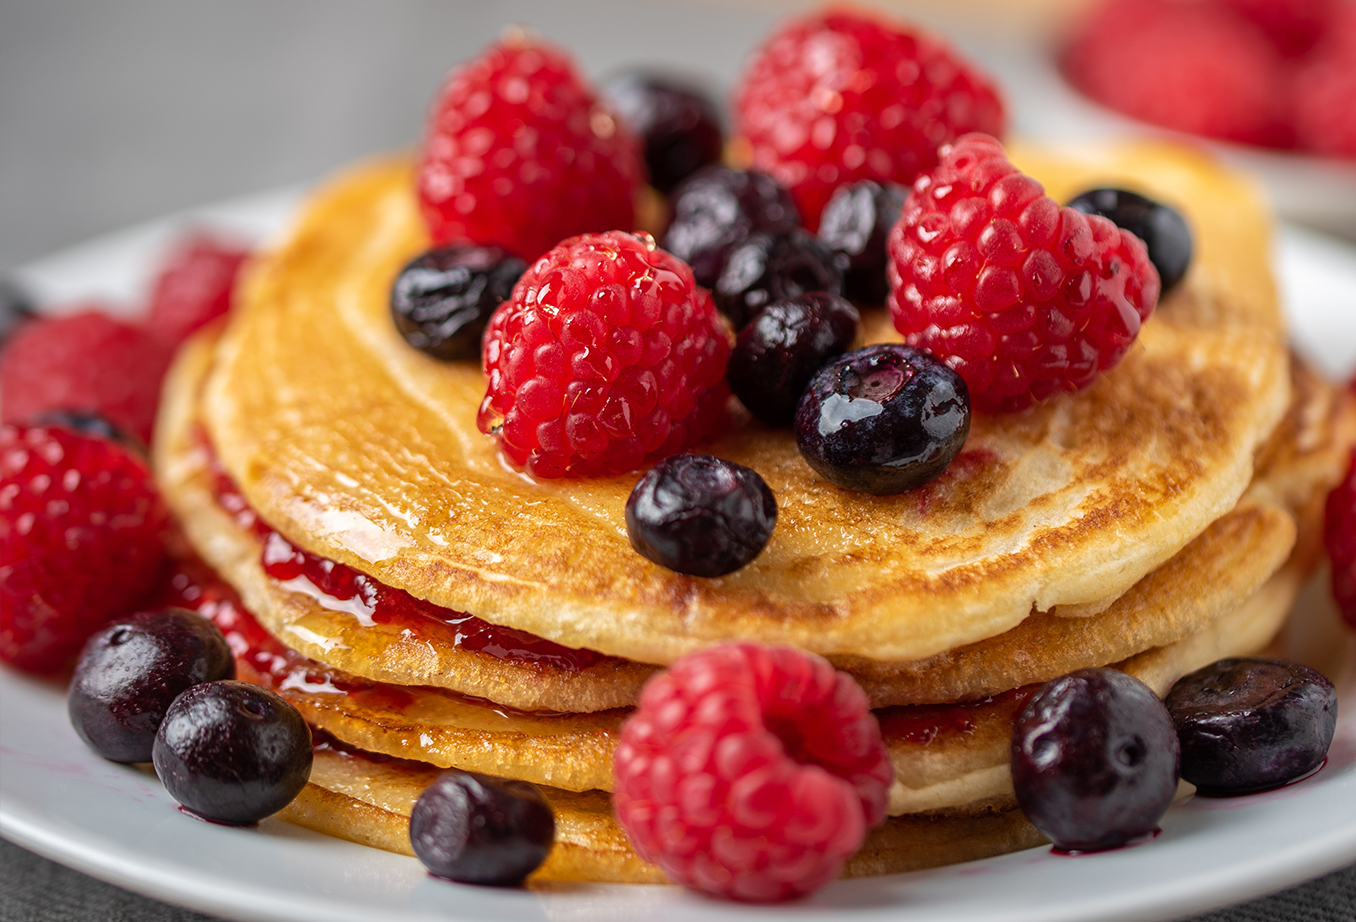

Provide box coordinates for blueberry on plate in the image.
[728,292,860,426]
[794,344,969,494]
[626,453,777,577]
[601,71,723,194]
[1165,657,1337,796]
[817,180,907,305]
[1011,668,1180,852]
[713,230,843,330]
[410,769,555,886]
[69,608,235,763]
[153,680,312,826]
[661,166,800,289]
[1067,188,1192,294]
[391,244,525,361]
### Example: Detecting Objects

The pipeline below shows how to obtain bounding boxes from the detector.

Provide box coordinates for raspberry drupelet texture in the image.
[887,134,1161,414]
[478,231,730,478]
[612,643,893,902]
[735,10,1005,232]
[1327,448,1356,630]
[0,425,169,673]
[417,36,644,262]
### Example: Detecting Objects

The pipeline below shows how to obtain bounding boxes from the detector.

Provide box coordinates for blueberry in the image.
[69,609,235,763]
[0,278,35,345]
[410,770,555,886]
[626,454,777,577]
[391,244,526,361]
[1012,668,1180,852]
[1165,657,1337,796]
[794,344,969,494]
[661,166,800,289]
[728,293,860,426]
[1067,188,1192,294]
[153,680,312,826]
[601,72,723,194]
[713,230,844,330]
[817,181,907,305]
[34,409,145,456]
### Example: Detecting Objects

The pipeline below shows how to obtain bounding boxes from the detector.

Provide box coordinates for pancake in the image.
[195,141,1291,665]
[278,744,1048,883]
[158,332,1353,712]
[271,547,1309,882]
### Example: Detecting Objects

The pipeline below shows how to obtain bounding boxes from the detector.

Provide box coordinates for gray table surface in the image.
[1,3,1353,920]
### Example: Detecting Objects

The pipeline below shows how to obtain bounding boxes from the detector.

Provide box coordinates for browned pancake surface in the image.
[197,142,1290,664]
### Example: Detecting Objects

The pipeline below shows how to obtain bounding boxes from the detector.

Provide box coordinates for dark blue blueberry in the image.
[1166,657,1337,796]
[0,278,36,345]
[69,608,235,763]
[410,770,555,886]
[626,454,777,578]
[1068,188,1192,293]
[34,409,144,456]
[1012,668,1180,852]
[794,344,969,495]
[817,181,907,305]
[661,166,800,289]
[153,680,311,826]
[728,293,860,426]
[713,230,843,330]
[391,244,525,361]
[602,72,723,194]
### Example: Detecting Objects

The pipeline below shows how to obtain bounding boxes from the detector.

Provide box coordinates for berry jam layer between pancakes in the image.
[190,144,1293,666]
[163,532,1316,822]
[156,328,1356,713]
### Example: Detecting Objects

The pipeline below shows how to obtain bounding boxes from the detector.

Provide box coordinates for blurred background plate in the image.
[4,0,1354,276]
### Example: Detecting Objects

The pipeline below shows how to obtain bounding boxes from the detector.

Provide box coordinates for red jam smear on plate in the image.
[199,436,609,673]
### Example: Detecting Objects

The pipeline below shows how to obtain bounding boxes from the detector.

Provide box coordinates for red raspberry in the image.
[735,10,1005,232]
[1293,20,1356,159]
[146,233,250,346]
[0,309,175,444]
[1221,0,1337,57]
[1328,449,1356,630]
[0,425,169,673]
[612,643,892,902]
[478,231,729,479]
[887,134,1161,414]
[1062,0,1291,148]
[417,36,644,261]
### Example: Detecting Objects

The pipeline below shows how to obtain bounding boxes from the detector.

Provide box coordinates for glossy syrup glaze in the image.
[160,560,573,720]
[201,436,610,673]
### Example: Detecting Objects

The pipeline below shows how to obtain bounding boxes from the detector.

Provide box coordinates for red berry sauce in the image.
[876,685,1038,745]
[199,435,610,673]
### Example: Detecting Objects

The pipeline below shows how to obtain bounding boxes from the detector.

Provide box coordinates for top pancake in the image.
[200,141,1290,664]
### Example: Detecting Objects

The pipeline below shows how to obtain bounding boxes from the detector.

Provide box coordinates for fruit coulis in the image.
[200,434,609,673]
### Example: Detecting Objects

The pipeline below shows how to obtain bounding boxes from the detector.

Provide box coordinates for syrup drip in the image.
[199,438,609,673]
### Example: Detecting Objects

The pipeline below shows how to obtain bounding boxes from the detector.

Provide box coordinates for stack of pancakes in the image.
[154,140,1356,882]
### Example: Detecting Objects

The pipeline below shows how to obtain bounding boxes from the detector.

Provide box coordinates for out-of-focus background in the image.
[8,0,1354,280]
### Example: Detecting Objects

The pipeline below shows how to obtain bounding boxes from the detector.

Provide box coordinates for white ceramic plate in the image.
[3,193,1356,922]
